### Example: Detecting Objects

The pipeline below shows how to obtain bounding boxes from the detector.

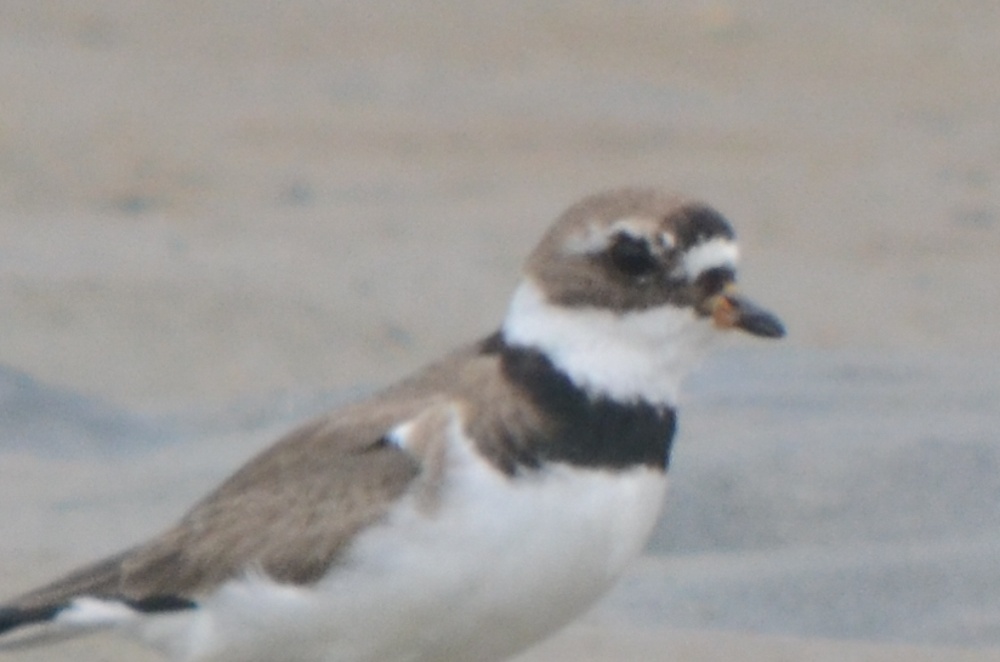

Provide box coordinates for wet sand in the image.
[1,1,999,660]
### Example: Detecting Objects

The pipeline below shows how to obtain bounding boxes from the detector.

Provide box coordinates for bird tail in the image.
[0,551,194,650]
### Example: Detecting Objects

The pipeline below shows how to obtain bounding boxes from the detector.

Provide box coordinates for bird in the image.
[0,187,784,662]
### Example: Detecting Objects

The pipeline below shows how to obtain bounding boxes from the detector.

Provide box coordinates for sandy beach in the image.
[1,1,999,660]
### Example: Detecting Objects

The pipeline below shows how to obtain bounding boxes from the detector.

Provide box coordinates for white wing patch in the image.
[384,419,414,450]
[384,403,461,512]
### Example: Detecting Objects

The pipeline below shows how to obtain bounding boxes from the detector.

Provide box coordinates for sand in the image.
[1,1,999,660]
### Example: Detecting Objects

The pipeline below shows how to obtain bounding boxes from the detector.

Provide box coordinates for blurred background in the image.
[0,2,998,660]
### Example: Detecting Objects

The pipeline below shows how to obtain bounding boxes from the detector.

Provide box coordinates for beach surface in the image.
[1,1,999,660]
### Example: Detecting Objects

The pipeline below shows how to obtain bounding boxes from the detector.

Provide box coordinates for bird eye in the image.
[608,234,658,277]
[697,267,734,295]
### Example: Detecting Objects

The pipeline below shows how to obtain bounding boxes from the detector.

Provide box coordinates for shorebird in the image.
[0,187,784,662]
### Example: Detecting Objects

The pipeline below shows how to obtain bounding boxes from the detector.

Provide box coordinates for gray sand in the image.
[1,1,999,660]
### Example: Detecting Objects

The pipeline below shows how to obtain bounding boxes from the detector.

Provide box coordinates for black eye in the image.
[608,234,658,277]
[696,267,734,295]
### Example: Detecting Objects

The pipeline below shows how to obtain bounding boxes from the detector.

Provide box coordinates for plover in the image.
[0,187,783,662]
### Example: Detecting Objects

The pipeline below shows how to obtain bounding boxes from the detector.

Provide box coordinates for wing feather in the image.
[3,401,428,617]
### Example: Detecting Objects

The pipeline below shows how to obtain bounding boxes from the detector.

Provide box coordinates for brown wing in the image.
[6,398,429,612]
[3,338,502,618]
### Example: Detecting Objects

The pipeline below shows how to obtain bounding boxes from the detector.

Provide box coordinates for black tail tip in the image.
[0,604,64,636]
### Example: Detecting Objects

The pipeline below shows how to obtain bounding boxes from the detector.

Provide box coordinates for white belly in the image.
[140,429,668,662]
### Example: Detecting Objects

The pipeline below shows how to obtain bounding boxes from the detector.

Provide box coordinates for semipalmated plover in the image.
[0,187,784,662]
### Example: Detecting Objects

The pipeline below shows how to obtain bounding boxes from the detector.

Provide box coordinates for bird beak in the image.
[709,286,785,338]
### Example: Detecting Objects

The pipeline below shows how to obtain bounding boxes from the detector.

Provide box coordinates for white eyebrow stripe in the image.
[563,217,661,255]
[682,238,740,277]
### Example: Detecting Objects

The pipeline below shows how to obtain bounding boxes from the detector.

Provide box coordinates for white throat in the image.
[500,279,716,406]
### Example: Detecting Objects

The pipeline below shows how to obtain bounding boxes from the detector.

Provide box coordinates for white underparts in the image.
[122,413,668,662]
[501,279,716,405]
[58,597,137,629]
[0,598,139,651]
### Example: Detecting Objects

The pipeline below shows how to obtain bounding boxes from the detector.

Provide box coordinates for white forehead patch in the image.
[681,237,740,278]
